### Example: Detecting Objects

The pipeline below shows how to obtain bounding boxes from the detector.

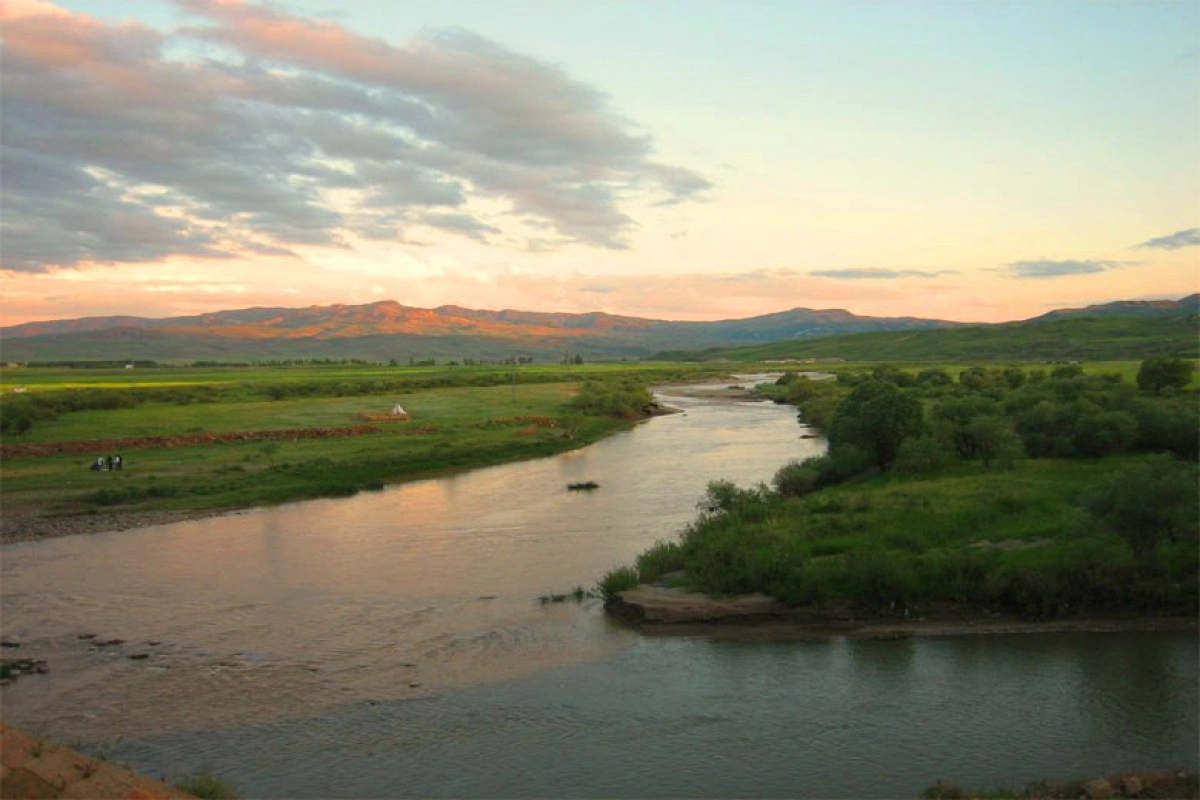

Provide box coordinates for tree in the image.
[933,396,1002,459]
[1071,409,1138,457]
[828,379,924,471]
[1082,455,1198,559]
[960,415,1024,468]
[1137,356,1194,393]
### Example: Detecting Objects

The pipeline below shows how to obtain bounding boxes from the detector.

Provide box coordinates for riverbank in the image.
[923,770,1198,799]
[0,504,241,545]
[608,583,1200,639]
[0,724,196,799]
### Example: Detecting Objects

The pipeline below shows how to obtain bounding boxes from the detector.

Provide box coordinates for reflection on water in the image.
[108,633,1198,799]
[0,378,820,739]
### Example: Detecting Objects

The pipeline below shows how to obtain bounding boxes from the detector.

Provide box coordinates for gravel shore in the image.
[0,505,242,545]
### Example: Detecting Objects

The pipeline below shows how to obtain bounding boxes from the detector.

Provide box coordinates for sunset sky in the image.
[2,0,1197,326]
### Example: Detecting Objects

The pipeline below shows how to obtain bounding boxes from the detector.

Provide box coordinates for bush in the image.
[0,400,34,435]
[174,773,239,800]
[635,540,684,583]
[772,460,823,497]
[894,435,954,475]
[1132,397,1199,460]
[569,379,654,418]
[1081,454,1198,560]
[1072,409,1138,457]
[597,565,640,602]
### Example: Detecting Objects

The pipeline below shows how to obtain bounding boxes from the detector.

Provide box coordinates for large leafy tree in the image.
[828,379,924,471]
[1137,356,1194,393]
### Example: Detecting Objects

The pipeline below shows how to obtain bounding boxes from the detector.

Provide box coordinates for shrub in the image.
[597,565,640,602]
[174,773,239,800]
[569,379,654,418]
[1081,454,1199,560]
[1132,397,1199,460]
[0,400,34,435]
[636,540,685,583]
[1072,410,1138,457]
[772,460,823,497]
[894,435,954,475]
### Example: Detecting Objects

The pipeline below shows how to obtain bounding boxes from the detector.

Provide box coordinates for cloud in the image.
[0,1,710,272]
[1135,228,1200,251]
[419,212,501,242]
[809,267,958,280]
[1003,259,1131,279]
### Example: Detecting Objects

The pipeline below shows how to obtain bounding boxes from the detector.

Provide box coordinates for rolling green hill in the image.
[653,314,1199,363]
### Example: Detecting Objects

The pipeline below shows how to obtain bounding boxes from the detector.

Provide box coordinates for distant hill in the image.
[0,301,960,363]
[4,295,1194,364]
[1030,294,1199,321]
[654,312,1199,363]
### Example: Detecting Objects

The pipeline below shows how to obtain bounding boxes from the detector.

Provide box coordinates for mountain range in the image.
[2,295,1196,363]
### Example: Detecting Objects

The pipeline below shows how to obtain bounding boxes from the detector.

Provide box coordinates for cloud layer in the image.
[808,267,957,280]
[0,0,709,272]
[1003,259,1131,279]
[1135,228,1200,250]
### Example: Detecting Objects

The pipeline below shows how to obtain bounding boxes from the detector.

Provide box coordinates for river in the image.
[1,377,1196,798]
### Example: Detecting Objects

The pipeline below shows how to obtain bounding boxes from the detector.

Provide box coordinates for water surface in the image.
[2,377,1195,797]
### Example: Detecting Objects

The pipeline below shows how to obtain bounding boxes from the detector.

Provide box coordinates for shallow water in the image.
[108,631,1199,799]
[2,376,1195,796]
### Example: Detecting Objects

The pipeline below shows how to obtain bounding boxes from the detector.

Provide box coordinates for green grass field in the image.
[0,363,720,526]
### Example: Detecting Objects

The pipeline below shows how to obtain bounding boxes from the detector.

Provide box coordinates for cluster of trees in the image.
[772,357,1196,478]
[24,360,162,369]
[768,357,1197,563]
[568,379,654,418]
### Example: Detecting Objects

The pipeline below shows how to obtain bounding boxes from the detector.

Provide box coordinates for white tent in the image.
[390,404,409,417]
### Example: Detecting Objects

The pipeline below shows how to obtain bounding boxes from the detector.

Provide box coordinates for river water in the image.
[1,377,1196,798]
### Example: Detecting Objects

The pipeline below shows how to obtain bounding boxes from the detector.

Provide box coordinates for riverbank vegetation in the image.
[0,363,715,539]
[602,358,1199,619]
[922,770,1197,799]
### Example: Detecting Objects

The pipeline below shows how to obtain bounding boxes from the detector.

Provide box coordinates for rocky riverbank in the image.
[0,505,241,545]
[608,583,1200,639]
[923,770,1198,799]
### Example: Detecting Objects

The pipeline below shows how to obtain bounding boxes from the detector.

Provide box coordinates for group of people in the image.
[90,454,123,471]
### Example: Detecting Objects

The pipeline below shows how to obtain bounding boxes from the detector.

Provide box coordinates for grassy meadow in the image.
[0,362,717,528]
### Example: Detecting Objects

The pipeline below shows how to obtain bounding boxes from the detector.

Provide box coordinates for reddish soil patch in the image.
[0,724,195,799]
[0,425,385,459]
